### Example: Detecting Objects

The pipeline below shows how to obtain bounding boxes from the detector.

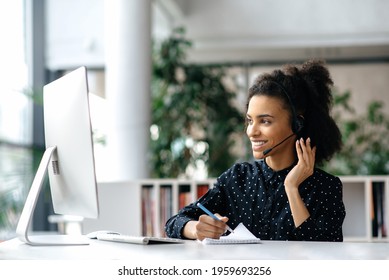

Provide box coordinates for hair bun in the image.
[299,59,334,113]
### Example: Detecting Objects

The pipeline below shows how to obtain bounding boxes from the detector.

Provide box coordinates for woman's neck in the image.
[264,150,296,171]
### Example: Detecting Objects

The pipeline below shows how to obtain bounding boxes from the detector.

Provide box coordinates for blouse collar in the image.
[258,159,296,183]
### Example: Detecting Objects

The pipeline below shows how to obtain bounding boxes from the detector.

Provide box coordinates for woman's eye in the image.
[261,119,271,124]
[246,118,253,124]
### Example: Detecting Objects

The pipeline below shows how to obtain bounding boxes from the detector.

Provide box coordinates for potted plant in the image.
[150,27,244,178]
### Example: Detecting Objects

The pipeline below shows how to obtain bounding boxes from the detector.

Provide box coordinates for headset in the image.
[260,80,305,156]
[269,80,304,134]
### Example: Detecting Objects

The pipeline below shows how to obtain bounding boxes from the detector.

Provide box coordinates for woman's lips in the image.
[251,140,267,151]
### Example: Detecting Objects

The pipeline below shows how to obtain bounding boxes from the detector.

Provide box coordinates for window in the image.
[0,0,32,240]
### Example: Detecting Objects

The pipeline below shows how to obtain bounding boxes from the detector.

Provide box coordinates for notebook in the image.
[201,222,261,245]
[96,233,184,245]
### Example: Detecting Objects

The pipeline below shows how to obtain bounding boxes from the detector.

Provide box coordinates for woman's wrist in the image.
[284,182,299,195]
[182,220,198,240]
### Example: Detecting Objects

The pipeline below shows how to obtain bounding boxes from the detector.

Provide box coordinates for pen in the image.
[196,202,234,233]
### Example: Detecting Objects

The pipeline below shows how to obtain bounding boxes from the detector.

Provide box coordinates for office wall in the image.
[234,62,389,115]
[330,63,389,114]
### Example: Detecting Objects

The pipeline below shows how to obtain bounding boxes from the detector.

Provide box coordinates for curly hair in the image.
[246,59,342,166]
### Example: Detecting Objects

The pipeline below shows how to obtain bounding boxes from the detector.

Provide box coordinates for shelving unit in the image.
[341,176,389,242]
[139,178,216,237]
[83,176,389,242]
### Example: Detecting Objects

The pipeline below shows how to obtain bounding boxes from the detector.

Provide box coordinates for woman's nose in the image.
[247,123,260,137]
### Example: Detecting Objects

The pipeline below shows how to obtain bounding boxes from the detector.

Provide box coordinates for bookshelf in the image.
[139,178,216,237]
[83,176,389,242]
[341,176,389,242]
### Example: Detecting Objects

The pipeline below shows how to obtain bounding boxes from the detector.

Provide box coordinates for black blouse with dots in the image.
[165,160,346,241]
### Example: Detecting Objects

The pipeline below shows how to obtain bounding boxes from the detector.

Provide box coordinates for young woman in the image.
[165,59,346,241]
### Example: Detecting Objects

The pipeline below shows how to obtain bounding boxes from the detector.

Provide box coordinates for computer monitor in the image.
[16,66,99,246]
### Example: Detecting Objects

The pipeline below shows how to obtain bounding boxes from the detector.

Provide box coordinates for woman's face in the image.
[246,95,295,160]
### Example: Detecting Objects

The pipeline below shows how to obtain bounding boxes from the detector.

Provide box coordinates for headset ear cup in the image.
[295,115,304,133]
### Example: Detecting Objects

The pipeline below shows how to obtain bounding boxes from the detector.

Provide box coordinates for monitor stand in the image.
[16,146,89,246]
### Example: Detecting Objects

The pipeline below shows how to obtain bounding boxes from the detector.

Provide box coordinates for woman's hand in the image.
[284,137,316,227]
[284,137,316,191]
[183,214,229,240]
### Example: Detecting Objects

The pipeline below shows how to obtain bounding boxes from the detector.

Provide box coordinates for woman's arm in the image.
[284,138,316,227]
[285,138,345,241]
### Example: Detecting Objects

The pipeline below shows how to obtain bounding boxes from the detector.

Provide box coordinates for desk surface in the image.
[1,237,389,260]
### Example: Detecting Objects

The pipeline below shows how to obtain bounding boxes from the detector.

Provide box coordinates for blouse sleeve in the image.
[291,175,346,241]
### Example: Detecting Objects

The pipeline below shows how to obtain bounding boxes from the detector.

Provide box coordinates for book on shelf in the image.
[178,184,192,210]
[197,184,209,199]
[141,186,154,236]
[371,181,387,238]
[159,185,172,237]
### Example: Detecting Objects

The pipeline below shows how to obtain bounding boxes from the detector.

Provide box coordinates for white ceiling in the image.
[155,0,389,64]
[45,0,389,70]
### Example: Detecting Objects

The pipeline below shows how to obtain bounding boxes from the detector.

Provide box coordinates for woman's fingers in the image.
[195,214,228,240]
[296,138,315,176]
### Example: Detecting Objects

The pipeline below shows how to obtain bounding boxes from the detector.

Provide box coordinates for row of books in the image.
[141,183,211,237]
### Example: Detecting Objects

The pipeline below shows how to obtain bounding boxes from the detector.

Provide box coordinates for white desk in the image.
[1,237,389,260]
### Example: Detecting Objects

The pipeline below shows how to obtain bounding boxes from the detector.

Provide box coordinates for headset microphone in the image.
[262,133,296,156]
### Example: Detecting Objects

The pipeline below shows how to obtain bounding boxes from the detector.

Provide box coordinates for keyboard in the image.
[96,232,184,245]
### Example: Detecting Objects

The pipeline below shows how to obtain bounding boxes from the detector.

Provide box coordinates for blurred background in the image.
[1,0,389,240]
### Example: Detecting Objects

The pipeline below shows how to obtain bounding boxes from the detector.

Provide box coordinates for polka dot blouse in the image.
[165,160,346,241]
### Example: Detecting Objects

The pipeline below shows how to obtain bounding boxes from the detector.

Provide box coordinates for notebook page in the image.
[201,223,261,245]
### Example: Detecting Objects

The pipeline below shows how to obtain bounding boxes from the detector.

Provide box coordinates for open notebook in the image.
[201,222,261,245]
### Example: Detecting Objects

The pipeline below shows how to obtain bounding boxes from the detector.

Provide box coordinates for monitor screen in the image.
[16,66,99,245]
